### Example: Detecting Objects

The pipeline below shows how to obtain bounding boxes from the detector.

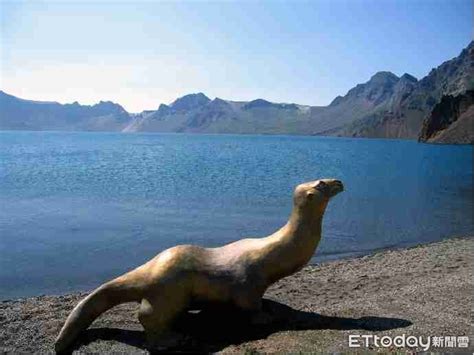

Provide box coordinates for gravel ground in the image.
[1,237,472,353]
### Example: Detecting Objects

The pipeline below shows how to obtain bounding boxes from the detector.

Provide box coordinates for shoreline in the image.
[1,237,472,353]
[1,129,472,145]
[0,129,422,142]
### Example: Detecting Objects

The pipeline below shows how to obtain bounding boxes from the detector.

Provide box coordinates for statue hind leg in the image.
[138,285,190,349]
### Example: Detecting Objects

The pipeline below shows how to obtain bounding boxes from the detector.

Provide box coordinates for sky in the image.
[0,0,472,113]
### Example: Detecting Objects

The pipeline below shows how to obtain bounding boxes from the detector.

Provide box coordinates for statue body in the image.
[55,179,344,352]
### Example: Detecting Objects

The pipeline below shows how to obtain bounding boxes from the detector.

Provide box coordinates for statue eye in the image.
[315,181,327,190]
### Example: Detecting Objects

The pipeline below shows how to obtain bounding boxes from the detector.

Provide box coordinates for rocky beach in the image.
[1,237,472,353]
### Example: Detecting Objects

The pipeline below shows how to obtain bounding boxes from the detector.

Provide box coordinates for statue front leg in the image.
[138,290,189,350]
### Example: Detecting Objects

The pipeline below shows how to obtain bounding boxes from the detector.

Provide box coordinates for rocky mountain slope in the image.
[0,91,131,131]
[336,41,473,139]
[418,90,474,144]
[1,42,472,142]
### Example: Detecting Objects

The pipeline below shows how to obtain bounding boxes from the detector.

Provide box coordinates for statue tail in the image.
[54,271,144,352]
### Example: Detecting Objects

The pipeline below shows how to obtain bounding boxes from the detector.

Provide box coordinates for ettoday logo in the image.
[348,334,469,350]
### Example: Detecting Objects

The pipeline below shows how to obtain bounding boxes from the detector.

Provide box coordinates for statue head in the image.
[293,179,344,213]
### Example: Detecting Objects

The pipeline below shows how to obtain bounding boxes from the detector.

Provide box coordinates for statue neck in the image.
[263,201,327,284]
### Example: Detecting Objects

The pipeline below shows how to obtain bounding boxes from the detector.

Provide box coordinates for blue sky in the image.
[0,0,472,112]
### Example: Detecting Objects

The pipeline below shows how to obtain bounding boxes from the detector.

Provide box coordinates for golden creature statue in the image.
[55,179,344,352]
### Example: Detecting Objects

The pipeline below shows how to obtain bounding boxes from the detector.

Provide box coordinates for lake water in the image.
[0,131,472,300]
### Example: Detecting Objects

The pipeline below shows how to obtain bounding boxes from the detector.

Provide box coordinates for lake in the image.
[0,131,472,300]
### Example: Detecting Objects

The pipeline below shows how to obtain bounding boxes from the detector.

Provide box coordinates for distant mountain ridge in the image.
[0,90,130,131]
[1,41,472,142]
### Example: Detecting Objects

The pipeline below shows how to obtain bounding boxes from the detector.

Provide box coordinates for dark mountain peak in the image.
[57,99,128,116]
[151,103,172,118]
[243,99,274,110]
[369,71,399,84]
[158,103,170,112]
[329,95,344,106]
[336,71,401,106]
[96,100,114,105]
[209,97,231,108]
[211,97,227,104]
[460,40,474,56]
[93,100,125,110]
[170,93,210,111]
[419,40,473,96]
[400,73,418,82]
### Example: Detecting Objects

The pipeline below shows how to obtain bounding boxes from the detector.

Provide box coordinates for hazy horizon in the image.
[1,0,472,113]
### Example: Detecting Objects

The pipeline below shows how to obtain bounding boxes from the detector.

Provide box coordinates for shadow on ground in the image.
[78,299,412,353]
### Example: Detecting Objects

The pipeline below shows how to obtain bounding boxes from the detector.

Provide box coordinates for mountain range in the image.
[1,41,472,143]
